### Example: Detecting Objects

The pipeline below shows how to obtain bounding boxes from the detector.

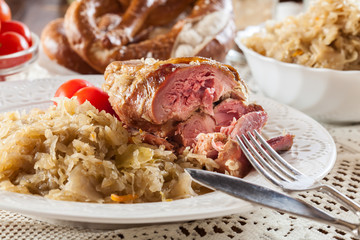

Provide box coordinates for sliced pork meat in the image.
[215,134,294,178]
[219,111,268,139]
[103,57,248,136]
[175,113,216,147]
[229,111,268,139]
[213,99,263,127]
[267,134,294,152]
[193,110,268,178]
[194,133,294,178]
[102,56,294,179]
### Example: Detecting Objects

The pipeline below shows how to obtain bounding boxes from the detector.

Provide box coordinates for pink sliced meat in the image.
[103,57,294,179]
[213,99,264,127]
[103,57,247,137]
[267,134,294,152]
[214,134,294,178]
[152,63,240,124]
[175,113,216,147]
[228,111,268,140]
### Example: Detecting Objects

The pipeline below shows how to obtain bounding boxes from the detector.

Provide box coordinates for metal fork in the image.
[236,130,360,217]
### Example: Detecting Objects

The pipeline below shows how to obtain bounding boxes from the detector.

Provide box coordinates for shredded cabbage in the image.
[0,98,214,203]
[243,0,360,70]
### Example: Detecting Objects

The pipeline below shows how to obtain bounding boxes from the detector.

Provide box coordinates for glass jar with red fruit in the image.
[0,0,39,81]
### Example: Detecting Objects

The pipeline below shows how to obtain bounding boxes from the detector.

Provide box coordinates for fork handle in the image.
[319,184,360,215]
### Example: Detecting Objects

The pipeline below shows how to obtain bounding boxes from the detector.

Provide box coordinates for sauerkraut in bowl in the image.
[242,0,360,70]
[0,98,214,203]
[236,0,360,122]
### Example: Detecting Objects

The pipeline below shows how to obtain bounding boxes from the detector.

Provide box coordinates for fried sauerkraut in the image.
[0,99,216,203]
[243,0,360,70]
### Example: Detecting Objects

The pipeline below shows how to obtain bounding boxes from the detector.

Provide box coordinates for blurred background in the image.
[8,0,303,36]
[8,0,67,36]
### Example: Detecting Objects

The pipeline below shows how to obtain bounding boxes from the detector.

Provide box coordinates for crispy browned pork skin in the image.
[103,57,248,135]
[103,57,293,177]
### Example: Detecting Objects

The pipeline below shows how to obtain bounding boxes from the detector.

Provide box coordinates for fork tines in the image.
[236,130,298,186]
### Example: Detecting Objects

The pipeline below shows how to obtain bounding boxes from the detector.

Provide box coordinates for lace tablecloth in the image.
[1,59,360,240]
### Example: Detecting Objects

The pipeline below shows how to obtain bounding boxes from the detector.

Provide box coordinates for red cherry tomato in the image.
[0,32,29,55]
[73,86,116,115]
[54,79,94,99]
[0,1,11,22]
[54,79,116,116]
[1,21,32,45]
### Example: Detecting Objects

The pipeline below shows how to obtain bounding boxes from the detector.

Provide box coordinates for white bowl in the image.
[235,25,360,123]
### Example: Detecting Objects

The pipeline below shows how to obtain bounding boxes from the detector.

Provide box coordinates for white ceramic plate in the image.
[0,75,336,228]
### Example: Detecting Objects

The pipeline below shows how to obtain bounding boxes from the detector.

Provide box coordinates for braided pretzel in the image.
[61,0,235,73]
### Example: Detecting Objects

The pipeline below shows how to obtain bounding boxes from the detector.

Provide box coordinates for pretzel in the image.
[41,0,235,73]
[40,18,98,74]
[61,0,235,73]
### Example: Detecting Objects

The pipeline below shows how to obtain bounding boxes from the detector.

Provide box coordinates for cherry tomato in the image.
[0,1,11,22]
[73,86,116,115]
[1,21,32,45]
[54,79,94,99]
[0,32,29,55]
[54,79,116,116]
